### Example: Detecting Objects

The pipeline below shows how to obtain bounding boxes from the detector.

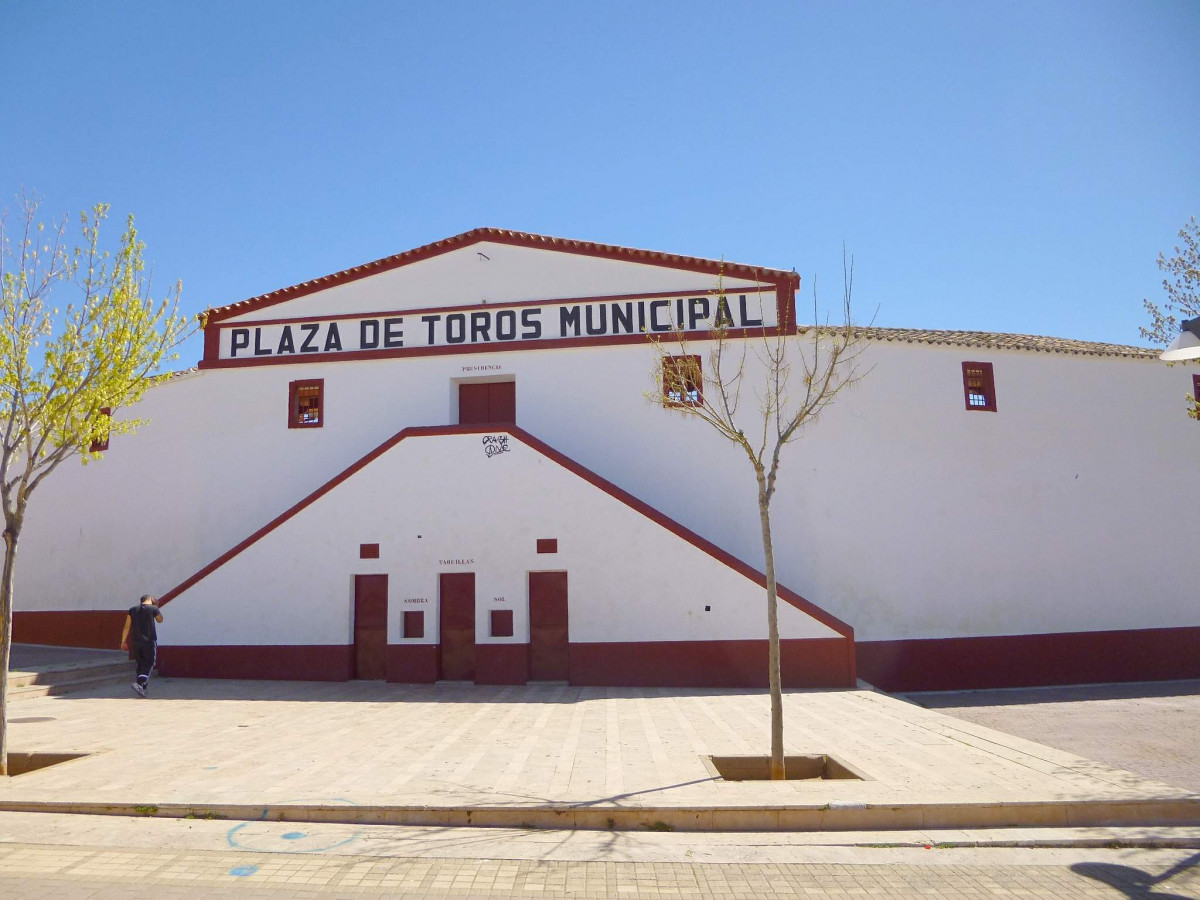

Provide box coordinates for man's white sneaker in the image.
[132,682,146,697]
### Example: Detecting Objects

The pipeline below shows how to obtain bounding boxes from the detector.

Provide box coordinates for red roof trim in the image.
[156,424,851,638]
[202,228,799,325]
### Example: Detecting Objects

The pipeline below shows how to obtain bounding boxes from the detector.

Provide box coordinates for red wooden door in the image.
[529,571,568,681]
[353,574,388,680]
[458,383,490,424]
[489,382,515,423]
[439,573,476,680]
[458,382,515,424]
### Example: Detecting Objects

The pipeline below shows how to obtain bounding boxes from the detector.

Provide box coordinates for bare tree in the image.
[0,193,190,775]
[648,260,868,780]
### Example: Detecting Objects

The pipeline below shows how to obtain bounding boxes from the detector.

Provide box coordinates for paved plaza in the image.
[2,659,1199,896]
[2,676,1198,831]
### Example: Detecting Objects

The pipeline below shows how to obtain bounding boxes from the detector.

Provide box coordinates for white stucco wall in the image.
[15,251,1200,646]
[160,430,839,646]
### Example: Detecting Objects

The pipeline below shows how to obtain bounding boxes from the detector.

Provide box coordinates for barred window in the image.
[289,379,324,428]
[961,362,996,412]
[663,355,703,407]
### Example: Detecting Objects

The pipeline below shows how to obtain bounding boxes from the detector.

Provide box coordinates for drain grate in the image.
[10,717,56,724]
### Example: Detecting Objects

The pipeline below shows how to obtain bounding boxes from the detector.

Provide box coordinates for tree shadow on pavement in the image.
[1071,851,1200,899]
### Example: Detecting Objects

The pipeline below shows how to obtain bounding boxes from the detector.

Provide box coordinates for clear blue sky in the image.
[3,1,1197,364]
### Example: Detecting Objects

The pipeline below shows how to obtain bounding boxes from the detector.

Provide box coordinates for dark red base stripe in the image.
[475,644,529,685]
[569,638,855,688]
[143,639,858,687]
[386,644,438,683]
[22,621,1200,692]
[857,626,1200,693]
[157,645,353,681]
[13,610,128,649]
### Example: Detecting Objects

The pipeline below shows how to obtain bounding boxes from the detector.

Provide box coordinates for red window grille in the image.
[663,355,703,406]
[289,379,324,428]
[961,362,997,412]
[536,538,558,554]
[359,543,380,559]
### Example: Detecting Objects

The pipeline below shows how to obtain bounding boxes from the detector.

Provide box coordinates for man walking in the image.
[120,594,163,697]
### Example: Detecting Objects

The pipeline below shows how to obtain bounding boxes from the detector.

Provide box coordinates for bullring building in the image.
[14,229,1199,691]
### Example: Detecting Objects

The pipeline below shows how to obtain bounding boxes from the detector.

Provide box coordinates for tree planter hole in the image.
[4,752,89,777]
[707,754,868,781]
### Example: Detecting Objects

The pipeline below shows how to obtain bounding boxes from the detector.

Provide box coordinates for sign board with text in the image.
[211,289,783,366]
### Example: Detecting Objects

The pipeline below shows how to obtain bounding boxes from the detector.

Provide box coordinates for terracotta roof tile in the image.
[851,326,1157,359]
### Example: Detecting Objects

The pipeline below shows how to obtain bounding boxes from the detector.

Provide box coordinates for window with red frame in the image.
[662,355,702,407]
[289,379,324,428]
[961,362,996,412]
[1193,374,1200,419]
[89,407,111,452]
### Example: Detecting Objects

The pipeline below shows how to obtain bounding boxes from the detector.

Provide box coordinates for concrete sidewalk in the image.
[2,677,1198,832]
[1,812,1199,900]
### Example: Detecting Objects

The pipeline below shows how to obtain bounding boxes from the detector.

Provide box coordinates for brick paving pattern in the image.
[3,679,1194,831]
[4,661,1199,898]
[1,842,1197,898]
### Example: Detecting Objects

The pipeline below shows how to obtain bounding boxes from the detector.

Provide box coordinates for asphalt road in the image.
[906,679,1200,793]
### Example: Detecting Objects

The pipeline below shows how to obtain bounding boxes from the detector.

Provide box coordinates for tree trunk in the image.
[757,485,785,780]
[0,523,18,778]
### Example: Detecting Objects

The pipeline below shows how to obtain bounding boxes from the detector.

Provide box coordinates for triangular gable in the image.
[157,423,851,641]
[199,229,799,368]
[205,228,797,324]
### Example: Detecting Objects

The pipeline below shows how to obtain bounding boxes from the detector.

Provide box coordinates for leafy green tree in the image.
[648,262,867,780]
[0,194,189,775]
[1142,216,1200,348]
[1142,217,1200,418]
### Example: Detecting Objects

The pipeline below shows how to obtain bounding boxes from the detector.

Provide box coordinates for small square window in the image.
[536,538,558,554]
[403,610,424,639]
[359,543,380,559]
[89,407,111,452]
[289,379,324,428]
[490,609,514,638]
[662,355,703,406]
[961,362,997,412]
